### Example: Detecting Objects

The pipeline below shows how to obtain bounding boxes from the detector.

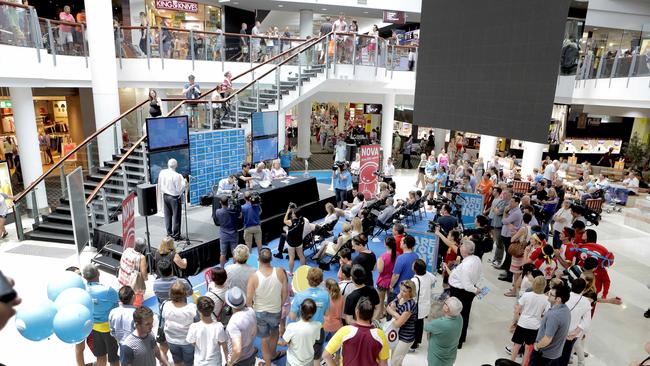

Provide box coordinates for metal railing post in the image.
[87,142,94,174]
[235,100,240,129]
[46,19,56,66]
[255,82,260,112]
[627,53,637,88]
[60,165,67,199]
[89,204,97,230]
[414,47,418,74]
[13,202,24,240]
[121,166,129,194]
[146,25,151,69]
[276,66,281,108]
[113,124,119,155]
[352,34,357,75]
[100,189,109,223]
[384,41,389,77]
[374,35,379,76]
[333,33,337,76]
[190,30,195,70]
[159,25,164,69]
[249,36,253,68]
[30,190,39,225]
[29,7,41,62]
[325,35,330,79]
[81,24,88,67]
[117,26,123,69]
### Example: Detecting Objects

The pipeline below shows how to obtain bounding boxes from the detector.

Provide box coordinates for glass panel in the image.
[357,35,377,66]
[224,33,249,63]
[0,3,37,47]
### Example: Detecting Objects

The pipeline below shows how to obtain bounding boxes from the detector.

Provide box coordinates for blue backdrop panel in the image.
[189,129,245,205]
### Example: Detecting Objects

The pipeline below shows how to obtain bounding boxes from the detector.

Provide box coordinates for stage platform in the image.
[93,180,336,275]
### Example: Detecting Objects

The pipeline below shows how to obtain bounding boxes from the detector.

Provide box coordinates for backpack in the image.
[209,290,233,326]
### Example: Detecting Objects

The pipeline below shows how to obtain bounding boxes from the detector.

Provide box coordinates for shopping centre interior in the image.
[0,0,649,365]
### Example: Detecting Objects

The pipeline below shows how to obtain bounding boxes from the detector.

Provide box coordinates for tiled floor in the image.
[0,169,648,365]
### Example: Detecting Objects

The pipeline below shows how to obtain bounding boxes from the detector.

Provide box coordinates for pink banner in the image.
[359,145,380,199]
[122,192,136,248]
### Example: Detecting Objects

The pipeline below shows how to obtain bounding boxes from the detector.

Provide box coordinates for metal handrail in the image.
[86,33,329,204]
[119,25,307,42]
[14,98,149,202]
[0,0,29,9]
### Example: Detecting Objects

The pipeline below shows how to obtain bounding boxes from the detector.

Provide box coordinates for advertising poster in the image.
[121,192,136,248]
[406,230,439,273]
[458,192,484,229]
[62,142,77,161]
[358,144,380,199]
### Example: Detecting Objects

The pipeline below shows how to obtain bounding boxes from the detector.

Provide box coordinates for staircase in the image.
[220,63,326,128]
[24,147,147,244]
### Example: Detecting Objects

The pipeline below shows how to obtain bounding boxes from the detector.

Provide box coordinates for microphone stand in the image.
[177,178,203,251]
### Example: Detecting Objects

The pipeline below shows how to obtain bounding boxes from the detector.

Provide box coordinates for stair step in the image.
[43,212,73,224]
[103,161,145,171]
[84,181,128,192]
[91,255,120,275]
[33,221,74,234]
[24,230,75,244]
[102,243,124,256]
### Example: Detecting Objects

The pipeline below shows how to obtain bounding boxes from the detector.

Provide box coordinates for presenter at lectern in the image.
[157,158,186,240]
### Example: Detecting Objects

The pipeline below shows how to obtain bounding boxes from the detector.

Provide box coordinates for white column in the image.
[85,0,122,164]
[10,87,47,209]
[380,93,395,164]
[434,128,447,156]
[478,134,498,168]
[299,9,314,38]
[297,101,311,159]
[521,141,545,179]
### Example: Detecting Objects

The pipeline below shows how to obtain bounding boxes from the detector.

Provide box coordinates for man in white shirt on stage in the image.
[448,239,483,349]
[217,175,239,195]
[157,158,186,240]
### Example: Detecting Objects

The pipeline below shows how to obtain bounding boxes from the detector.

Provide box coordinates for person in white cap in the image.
[225,287,257,366]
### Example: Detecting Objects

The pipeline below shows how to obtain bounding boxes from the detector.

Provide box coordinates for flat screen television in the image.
[252,136,278,163]
[364,104,382,114]
[251,111,278,138]
[148,147,191,184]
[146,116,190,151]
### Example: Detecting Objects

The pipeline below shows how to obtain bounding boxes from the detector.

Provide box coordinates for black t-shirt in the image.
[352,251,377,287]
[436,215,458,234]
[534,189,548,202]
[235,171,250,189]
[344,286,380,319]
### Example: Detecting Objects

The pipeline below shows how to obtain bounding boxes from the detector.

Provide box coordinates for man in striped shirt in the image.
[322,298,390,366]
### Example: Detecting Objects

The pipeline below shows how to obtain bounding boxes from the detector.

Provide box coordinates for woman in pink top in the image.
[437,149,449,169]
[323,279,343,336]
[376,236,397,317]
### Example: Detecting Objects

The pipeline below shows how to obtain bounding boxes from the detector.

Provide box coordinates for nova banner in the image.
[358,144,380,199]
[122,192,136,248]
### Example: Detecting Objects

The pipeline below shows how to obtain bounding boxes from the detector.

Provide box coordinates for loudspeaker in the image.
[137,183,158,216]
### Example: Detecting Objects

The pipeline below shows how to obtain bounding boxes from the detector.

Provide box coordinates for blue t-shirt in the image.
[334,171,351,191]
[392,252,419,294]
[279,151,292,169]
[241,202,261,228]
[87,282,119,324]
[469,176,477,192]
[290,287,330,325]
[215,208,240,241]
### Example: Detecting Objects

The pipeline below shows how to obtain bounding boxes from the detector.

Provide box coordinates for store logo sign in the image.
[155,0,199,13]
[0,101,11,108]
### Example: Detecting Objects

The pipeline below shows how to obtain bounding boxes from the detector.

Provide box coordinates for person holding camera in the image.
[182,74,201,129]
[435,204,459,269]
[333,162,352,209]
[242,191,263,252]
[275,203,309,275]
[214,196,242,268]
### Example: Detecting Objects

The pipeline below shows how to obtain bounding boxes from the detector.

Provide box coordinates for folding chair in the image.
[512,180,531,196]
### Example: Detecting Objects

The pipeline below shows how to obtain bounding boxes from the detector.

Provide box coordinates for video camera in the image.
[332,161,347,171]
[227,191,242,212]
[248,191,262,205]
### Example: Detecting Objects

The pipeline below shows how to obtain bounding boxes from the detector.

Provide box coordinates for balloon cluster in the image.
[15,271,93,343]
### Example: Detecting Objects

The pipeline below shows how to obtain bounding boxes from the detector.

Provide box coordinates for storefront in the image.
[0,92,78,174]
[143,0,223,31]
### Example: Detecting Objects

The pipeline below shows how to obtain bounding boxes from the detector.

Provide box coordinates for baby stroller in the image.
[603,186,624,213]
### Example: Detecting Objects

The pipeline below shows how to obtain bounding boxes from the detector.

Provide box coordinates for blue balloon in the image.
[47,272,85,301]
[54,288,93,313]
[53,304,93,344]
[15,299,58,341]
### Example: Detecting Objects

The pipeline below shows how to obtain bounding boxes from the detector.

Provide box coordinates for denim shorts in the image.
[255,311,281,337]
[168,342,194,365]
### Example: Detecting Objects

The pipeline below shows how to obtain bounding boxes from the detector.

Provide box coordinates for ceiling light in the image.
[363,11,368,14]
[322,8,327,11]
[278,4,283,7]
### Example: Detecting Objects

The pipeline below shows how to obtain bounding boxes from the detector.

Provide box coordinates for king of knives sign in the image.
[155,0,199,13]
[359,145,380,199]
[122,192,136,248]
